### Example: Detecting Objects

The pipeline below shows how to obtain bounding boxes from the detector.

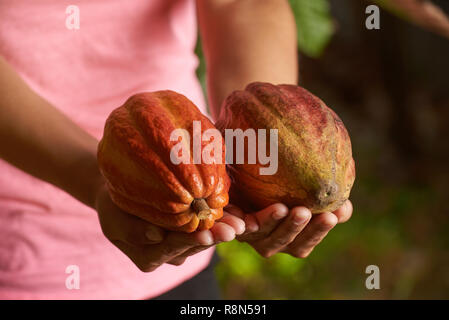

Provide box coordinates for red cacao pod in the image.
[98,91,230,232]
[216,82,355,213]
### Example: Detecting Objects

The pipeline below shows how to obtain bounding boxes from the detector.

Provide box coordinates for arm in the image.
[196,0,298,119]
[0,56,243,271]
[197,0,353,259]
[0,56,103,209]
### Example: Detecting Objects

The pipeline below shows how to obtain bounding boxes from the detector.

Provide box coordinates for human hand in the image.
[226,200,353,258]
[95,185,245,272]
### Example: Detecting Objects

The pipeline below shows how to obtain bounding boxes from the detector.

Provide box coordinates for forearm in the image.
[197,0,298,119]
[0,56,104,209]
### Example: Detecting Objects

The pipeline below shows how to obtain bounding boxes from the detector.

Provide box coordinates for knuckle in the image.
[309,234,326,245]
[272,237,291,248]
[159,244,187,259]
[124,232,139,245]
[238,233,260,243]
[157,246,173,258]
[316,222,333,232]
[171,247,188,257]
[236,236,247,243]
[138,262,159,273]
[137,264,153,273]
[257,230,270,239]
[164,241,182,254]
[258,248,274,258]
[286,225,301,234]
[168,258,186,266]
[261,252,272,258]
[295,250,311,259]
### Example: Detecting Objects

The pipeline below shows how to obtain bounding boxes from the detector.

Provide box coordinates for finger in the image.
[225,207,259,238]
[107,209,166,246]
[236,215,259,241]
[149,229,215,265]
[115,229,215,271]
[257,207,312,257]
[224,204,245,219]
[210,222,237,242]
[167,216,234,265]
[237,203,288,241]
[164,229,215,248]
[244,214,259,233]
[167,244,213,266]
[332,200,353,223]
[96,190,166,246]
[254,203,289,235]
[287,212,338,258]
[166,256,188,266]
[218,212,246,235]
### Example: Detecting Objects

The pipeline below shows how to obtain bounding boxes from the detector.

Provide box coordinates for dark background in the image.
[211,0,449,299]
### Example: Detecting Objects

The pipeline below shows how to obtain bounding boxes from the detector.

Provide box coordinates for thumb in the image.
[102,203,165,245]
[145,224,165,244]
[118,213,165,245]
[96,186,165,246]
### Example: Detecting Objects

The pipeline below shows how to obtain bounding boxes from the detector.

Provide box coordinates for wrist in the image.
[89,172,106,211]
[61,145,106,210]
[81,156,106,210]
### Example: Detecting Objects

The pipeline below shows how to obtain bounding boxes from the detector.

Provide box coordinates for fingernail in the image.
[293,213,307,225]
[201,232,214,246]
[145,230,162,242]
[293,210,311,225]
[272,209,288,220]
[247,221,259,232]
[234,218,247,235]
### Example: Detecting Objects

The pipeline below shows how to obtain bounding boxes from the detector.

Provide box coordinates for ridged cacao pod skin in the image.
[98,91,230,232]
[216,82,355,213]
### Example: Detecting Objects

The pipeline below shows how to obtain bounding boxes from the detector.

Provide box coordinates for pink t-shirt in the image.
[0,0,215,299]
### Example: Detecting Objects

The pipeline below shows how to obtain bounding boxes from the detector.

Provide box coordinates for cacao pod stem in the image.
[192,198,211,220]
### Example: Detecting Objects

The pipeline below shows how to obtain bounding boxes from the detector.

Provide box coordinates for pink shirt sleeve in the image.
[0,0,215,299]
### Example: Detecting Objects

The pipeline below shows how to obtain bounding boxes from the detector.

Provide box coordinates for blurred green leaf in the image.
[288,0,335,57]
[216,241,262,278]
[269,253,305,277]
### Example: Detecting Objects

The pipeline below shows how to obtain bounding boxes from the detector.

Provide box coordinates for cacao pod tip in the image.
[192,198,211,220]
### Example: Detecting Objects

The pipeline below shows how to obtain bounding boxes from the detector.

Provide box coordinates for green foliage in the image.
[215,241,308,299]
[215,182,441,299]
[288,0,335,57]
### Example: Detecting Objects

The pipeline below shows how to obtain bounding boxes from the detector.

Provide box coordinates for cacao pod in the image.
[98,91,230,232]
[216,82,355,213]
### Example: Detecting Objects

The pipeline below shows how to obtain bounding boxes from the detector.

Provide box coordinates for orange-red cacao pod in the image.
[98,91,230,232]
[216,82,355,213]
